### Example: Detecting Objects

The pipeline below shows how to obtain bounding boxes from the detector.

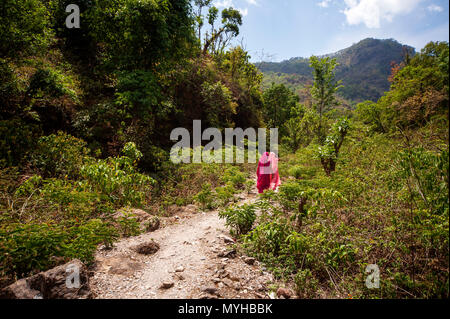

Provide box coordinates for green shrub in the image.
[279,181,305,211]
[243,219,292,258]
[294,269,319,298]
[0,0,52,58]
[324,243,357,269]
[13,175,106,222]
[81,142,154,207]
[0,219,118,278]
[28,67,78,101]
[115,213,141,238]
[194,183,215,210]
[33,132,90,178]
[65,219,118,262]
[289,165,318,180]
[219,203,256,236]
[215,182,237,207]
[0,119,41,168]
[221,166,247,189]
[244,179,256,194]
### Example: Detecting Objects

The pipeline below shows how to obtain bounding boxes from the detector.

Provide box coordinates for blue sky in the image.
[212,0,449,62]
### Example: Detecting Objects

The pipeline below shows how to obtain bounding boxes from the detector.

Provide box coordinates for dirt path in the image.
[90,192,277,299]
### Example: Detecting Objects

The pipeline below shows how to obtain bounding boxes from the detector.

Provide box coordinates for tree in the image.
[317,118,349,176]
[207,6,219,37]
[202,7,242,55]
[282,104,305,151]
[194,0,212,41]
[309,56,342,144]
[379,41,449,131]
[0,0,52,59]
[86,0,195,70]
[282,104,319,151]
[263,83,299,136]
[355,101,386,133]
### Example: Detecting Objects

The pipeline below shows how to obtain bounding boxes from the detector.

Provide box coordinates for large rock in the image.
[113,208,160,233]
[276,287,294,299]
[0,259,92,299]
[142,216,160,232]
[0,277,41,299]
[113,208,150,223]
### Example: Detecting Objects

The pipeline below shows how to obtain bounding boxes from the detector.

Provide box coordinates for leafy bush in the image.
[219,204,256,236]
[243,219,292,259]
[81,142,154,207]
[317,118,350,176]
[244,179,256,194]
[279,181,305,212]
[324,243,357,269]
[115,213,141,238]
[294,269,319,298]
[32,132,90,178]
[28,67,78,101]
[215,182,237,207]
[0,219,117,278]
[0,0,52,58]
[289,165,318,180]
[194,183,215,211]
[396,147,449,252]
[221,166,247,189]
[0,119,41,168]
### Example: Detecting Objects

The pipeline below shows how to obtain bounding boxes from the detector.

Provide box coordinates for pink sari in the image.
[268,152,280,190]
[257,152,280,194]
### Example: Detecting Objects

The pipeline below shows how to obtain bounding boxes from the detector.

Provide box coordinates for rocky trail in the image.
[90,192,283,299]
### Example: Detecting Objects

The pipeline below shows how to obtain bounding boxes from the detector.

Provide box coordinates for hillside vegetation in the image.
[0,0,448,299]
[257,38,415,103]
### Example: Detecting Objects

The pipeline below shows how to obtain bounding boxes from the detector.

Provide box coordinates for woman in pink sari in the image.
[257,152,281,194]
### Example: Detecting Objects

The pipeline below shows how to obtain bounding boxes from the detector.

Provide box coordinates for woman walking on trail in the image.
[256,152,281,194]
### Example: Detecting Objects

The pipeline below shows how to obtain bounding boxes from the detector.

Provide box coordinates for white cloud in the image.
[215,0,234,8]
[239,8,249,16]
[214,0,249,16]
[343,0,423,29]
[427,4,443,12]
[318,0,332,8]
[245,0,259,6]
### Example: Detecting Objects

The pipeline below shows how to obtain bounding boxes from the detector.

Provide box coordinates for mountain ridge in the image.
[256,38,416,103]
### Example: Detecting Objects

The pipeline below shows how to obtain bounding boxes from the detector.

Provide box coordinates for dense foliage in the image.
[235,41,449,299]
[0,0,259,284]
[0,0,448,299]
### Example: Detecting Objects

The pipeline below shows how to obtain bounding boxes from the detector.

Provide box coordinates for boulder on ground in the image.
[0,277,41,299]
[160,281,174,289]
[114,208,160,233]
[113,208,150,222]
[243,257,256,265]
[142,216,160,232]
[0,259,92,299]
[276,287,294,299]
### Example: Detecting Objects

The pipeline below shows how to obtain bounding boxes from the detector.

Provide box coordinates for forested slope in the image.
[257,38,415,103]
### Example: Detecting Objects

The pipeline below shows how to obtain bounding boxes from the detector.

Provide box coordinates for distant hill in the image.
[256,38,416,103]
